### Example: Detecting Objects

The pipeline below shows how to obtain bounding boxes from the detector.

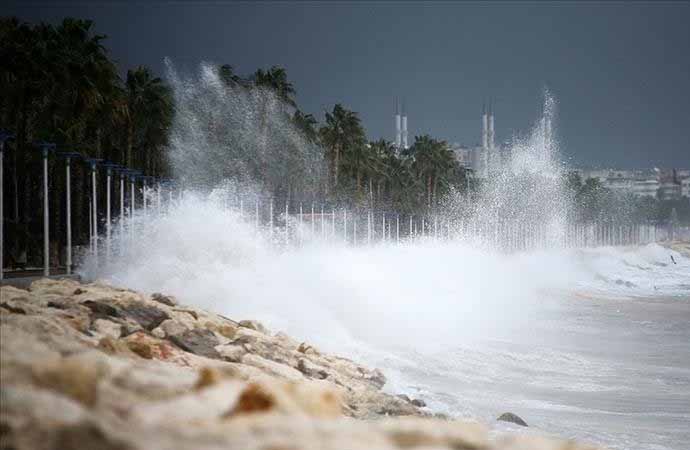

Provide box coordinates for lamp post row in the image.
[0,137,171,279]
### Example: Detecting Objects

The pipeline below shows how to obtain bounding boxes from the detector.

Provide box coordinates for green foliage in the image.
[563,171,690,225]
[251,66,296,107]
[0,16,173,265]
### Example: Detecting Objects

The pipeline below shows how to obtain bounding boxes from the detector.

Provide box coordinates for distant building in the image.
[657,169,682,201]
[449,143,473,168]
[576,168,689,200]
[681,178,690,198]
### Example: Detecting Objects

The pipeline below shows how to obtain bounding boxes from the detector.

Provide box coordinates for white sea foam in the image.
[80,65,690,449]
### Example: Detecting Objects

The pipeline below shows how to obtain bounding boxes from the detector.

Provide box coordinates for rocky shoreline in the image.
[1,278,601,449]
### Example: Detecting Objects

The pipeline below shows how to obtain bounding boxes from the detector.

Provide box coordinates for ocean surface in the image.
[376,282,690,450]
[84,202,690,450]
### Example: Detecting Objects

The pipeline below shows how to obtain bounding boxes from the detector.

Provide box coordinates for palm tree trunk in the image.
[433,176,439,207]
[427,175,432,208]
[333,144,340,189]
[126,121,134,168]
[95,127,102,158]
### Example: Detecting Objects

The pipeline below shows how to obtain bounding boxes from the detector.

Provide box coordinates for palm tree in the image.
[367,139,397,203]
[319,104,366,191]
[252,66,296,107]
[218,64,243,87]
[293,110,319,143]
[407,135,456,208]
[124,67,173,171]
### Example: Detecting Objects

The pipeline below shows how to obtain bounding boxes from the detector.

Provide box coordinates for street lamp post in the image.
[100,163,120,260]
[119,170,126,245]
[128,171,141,243]
[57,151,81,275]
[84,159,103,259]
[35,141,56,276]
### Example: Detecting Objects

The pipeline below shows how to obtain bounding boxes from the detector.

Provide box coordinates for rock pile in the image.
[1,279,603,450]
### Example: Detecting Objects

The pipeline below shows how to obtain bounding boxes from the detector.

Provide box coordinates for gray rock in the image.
[297,358,329,380]
[411,398,426,408]
[395,394,426,408]
[238,319,267,334]
[92,319,123,339]
[55,421,132,450]
[497,412,528,427]
[365,368,387,390]
[120,304,170,331]
[169,329,221,359]
[82,300,120,318]
[1,302,27,314]
[151,293,177,307]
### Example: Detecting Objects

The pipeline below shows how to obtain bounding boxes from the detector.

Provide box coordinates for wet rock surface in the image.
[0,279,604,450]
[168,329,221,359]
[497,412,528,427]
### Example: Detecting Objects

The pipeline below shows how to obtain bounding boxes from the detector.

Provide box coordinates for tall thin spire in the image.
[394,96,401,148]
[482,99,488,151]
[488,97,495,150]
[401,98,408,149]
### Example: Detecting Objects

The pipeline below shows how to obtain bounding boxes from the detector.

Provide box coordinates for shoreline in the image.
[1,278,604,449]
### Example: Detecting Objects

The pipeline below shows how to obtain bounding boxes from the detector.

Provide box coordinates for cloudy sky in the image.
[6,1,690,168]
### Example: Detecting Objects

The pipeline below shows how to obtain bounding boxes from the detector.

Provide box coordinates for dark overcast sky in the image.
[5,1,690,168]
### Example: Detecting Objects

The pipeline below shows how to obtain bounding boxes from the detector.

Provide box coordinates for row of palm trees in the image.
[213,63,469,212]
[1,17,173,265]
[0,16,468,268]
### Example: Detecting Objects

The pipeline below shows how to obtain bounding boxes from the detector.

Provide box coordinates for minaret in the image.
[396,99,401,148]
[488,98,495,150]
[481,102,489,178]
[543,115,552,151]
[401,100,408,149]
[482,101,488,150]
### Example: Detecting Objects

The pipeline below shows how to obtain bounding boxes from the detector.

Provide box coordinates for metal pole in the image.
[382,213,386,243]
[285,201,289,246]
[106,168,111,260]
[157,183,161,214]
[65,158,72,274]
[130,177,135,242]
[396,214,400,243]
[331,209,335,239]
[299,203,303,244]
[269,199,274,238]
[142,180,147,217]
[119,174,124,243]
[343,209,347,243]
[91,163,98,258]
[353,214,357,245]
[88,198,93,255]
[43,149,49,276]
[321,205,325,238]
[311,203,315,236]
[255,197,259,229]
[367,211,371,245]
